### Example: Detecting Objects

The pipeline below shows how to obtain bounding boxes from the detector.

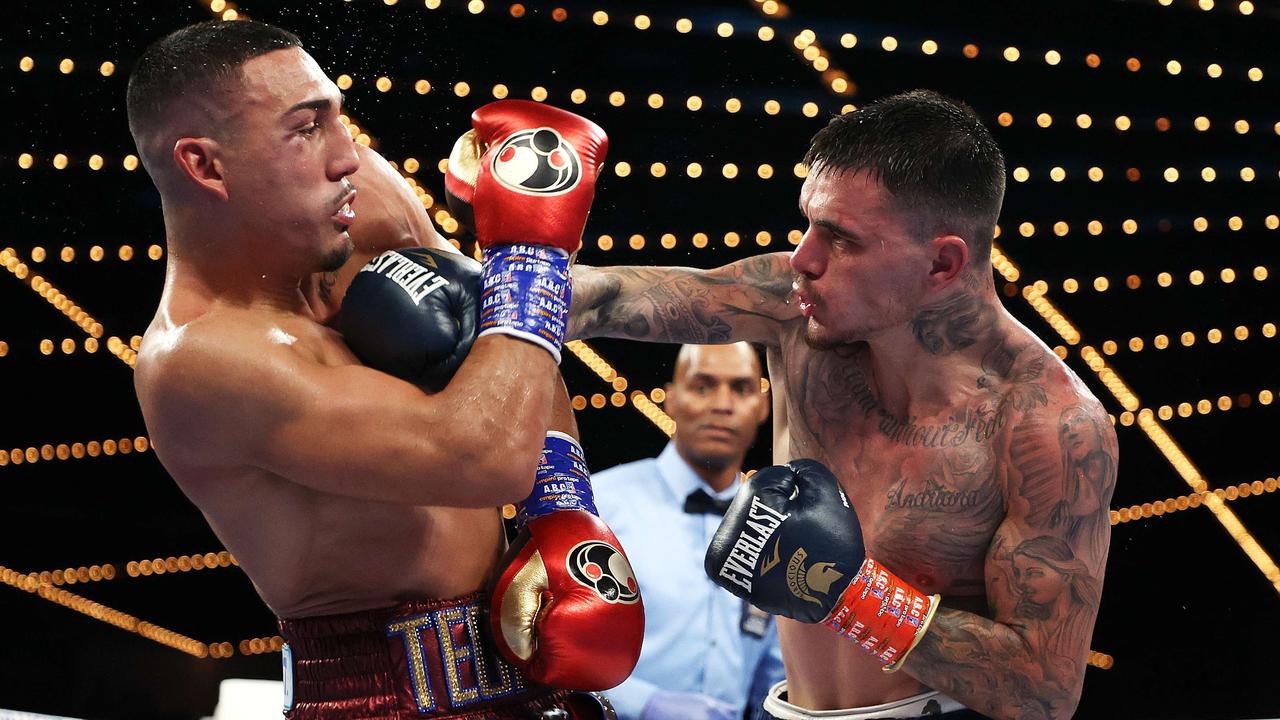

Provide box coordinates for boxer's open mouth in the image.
[332,188,357,230]
[795,290,816,318]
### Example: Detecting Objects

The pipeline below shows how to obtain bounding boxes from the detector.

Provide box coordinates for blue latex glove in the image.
[640,690,739,720]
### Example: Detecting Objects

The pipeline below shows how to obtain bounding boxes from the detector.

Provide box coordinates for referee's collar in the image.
[655,442,740,504]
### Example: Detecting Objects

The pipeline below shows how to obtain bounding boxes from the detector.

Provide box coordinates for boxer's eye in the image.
[299,121,321,136]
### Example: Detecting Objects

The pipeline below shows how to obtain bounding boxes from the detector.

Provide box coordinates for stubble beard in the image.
[319,235,355,273]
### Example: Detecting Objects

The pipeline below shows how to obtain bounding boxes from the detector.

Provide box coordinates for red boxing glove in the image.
[490,432,644,690]
[446,100,608,255]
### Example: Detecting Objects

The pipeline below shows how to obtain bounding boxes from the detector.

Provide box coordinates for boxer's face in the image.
[218,48,359,272]
[666,345,768,470]
[791,168,932,349]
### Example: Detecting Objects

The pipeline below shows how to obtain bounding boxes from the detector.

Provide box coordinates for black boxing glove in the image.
[705,460,939,670]
[339,247,480,392]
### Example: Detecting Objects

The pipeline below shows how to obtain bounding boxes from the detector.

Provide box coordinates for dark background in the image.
[2,0,1278,718]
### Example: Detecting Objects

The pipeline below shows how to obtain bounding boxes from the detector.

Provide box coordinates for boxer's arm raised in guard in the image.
[569,253,799,345]
[140,333,555,509]
[899,403,1118,720]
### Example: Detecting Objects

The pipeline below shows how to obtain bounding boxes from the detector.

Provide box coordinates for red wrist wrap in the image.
[824,558,939,669]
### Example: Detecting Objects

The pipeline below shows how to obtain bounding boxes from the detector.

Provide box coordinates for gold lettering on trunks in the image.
[435,607,482,706]
[465,605,523,698]
[385,613,437,713]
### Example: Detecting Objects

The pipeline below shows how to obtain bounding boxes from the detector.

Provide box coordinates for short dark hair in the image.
[803,90,1005,261]
[127,19,301,141]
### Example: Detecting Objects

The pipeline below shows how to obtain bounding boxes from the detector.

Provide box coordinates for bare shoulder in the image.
[991,329,1118,558]
[136,309,321,469]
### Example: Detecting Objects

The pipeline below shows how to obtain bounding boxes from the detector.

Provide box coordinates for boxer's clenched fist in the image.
[705,460,939,670]
[491,432,645,690]
[446,100,607,255]
[445,100,608,363]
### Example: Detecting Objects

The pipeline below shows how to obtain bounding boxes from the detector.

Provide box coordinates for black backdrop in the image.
[2,1,1278,718]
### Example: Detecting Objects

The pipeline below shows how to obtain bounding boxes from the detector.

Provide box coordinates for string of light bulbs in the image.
[1008,163,1276,184]
[28,334,144,358]
[14,151,141,172]
[17,51,1273,140]
[810,27,1264,84]
[996,113,1271,135]
[996,212,1279,239]
[564,340,675,437]
[370,0,1260,87]
[1110,476,1279,526]
[1085,323,1277,357]
[0,248,133,367]
[25,244,164,263]
[13,55,117,76]
[125,552,237,578]
[25,564,118,588]
[1055,266,1270,293]
[1151,0,1257,15]
[1087,651,1115,670]
[588,230,803,253]
[336,72,847,117]
[0,564,211,657]
[0,436,149,467]
[1114,387,1276,425]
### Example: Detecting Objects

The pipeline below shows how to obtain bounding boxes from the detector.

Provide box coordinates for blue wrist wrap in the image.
[478,243,571,363]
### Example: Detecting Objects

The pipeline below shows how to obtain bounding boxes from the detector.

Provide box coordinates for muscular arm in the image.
[901,403,1118,720]
[142,332,558,509]
[568,252,799,345]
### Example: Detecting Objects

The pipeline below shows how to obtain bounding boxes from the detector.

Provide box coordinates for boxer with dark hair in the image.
[129,19,639,719]
[571,91,1117,720]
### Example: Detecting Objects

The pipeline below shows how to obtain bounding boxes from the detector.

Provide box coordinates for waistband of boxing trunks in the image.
[279,591,562,718]
[763,681,966,720]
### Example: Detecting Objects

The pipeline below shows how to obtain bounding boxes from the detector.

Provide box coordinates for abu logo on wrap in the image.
[490,127,582,196]
[566,540,639,604]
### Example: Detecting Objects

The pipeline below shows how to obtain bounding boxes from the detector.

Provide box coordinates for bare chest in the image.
[771,345,1008,594]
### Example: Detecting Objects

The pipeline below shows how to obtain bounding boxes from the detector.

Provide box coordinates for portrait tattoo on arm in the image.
[902,403,1117,720]
[568,253,798,344]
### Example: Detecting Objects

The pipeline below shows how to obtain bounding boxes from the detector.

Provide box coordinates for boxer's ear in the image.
[926,235,968,290]
[173,137,228,201]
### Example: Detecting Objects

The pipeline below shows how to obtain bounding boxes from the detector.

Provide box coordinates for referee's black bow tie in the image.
[683,488,734,516]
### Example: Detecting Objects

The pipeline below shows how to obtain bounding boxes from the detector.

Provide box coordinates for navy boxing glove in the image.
[705,460,939,670]
[339,247,481,392]
[705,460,867,623]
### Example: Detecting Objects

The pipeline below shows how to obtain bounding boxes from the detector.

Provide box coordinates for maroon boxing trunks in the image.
[279,591,605,719]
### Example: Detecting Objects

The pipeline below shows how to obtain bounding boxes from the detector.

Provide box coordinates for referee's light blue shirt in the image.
[593,443,786,719]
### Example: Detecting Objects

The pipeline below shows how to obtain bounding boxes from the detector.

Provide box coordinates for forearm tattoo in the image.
[568,253,797,343]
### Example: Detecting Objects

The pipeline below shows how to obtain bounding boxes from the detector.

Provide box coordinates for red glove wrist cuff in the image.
[823,558,939,669]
